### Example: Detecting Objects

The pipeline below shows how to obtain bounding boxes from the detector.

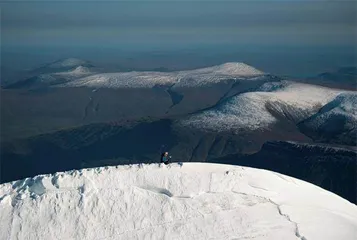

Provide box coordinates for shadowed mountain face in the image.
[1,120,176,183]
[1,117,310,184]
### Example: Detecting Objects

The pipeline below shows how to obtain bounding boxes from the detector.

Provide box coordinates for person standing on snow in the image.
[161,152,171,165]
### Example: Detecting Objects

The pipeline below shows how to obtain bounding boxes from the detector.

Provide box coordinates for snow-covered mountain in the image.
[298,92,357,145]
[62,62,265,89]
[0,163,356,240]
[5,66,95,89]
[179,82,351,133]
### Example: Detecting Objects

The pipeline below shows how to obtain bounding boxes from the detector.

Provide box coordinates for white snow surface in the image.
[62,62,264,88]
[180,82,350,132]
[0,163,356,240]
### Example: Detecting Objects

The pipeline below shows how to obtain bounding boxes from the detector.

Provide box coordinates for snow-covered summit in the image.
[179,82,351,132]
[62,62,265,89]
[0,163,356,240]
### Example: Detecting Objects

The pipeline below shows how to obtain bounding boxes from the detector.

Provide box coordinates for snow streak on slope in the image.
[180,82,347,132]
[0,163,356,240]
[62,62,265,89]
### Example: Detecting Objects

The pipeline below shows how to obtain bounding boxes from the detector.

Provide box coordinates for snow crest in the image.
[0,163,356,240]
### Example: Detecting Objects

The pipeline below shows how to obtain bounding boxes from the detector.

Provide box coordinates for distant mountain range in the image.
[1,58,356,204]
[299,66,357,90]
[4,61,266,89]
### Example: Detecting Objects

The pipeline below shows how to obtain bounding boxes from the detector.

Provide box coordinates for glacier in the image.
[1,163,356,240]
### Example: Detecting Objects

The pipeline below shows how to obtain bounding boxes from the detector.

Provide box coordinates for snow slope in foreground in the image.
[179,82,351,132]
[62,62,265,88]
[1,163,356,240]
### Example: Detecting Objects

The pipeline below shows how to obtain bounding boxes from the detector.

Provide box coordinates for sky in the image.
[1,0,356,76]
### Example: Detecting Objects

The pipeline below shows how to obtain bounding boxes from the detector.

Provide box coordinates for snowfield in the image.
[1,163,356,240]
[179,82,351,132]
[62,62,265,88]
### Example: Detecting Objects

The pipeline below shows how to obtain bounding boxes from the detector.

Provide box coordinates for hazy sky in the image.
[2,0,356,47]
[1,0,356,76]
